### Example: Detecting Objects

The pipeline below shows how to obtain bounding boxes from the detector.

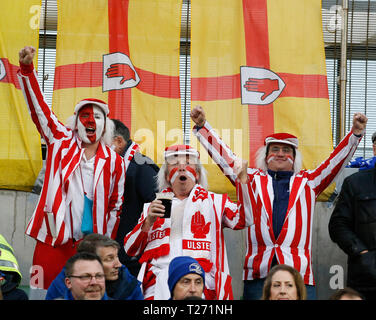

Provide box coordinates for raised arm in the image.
[17,46,70,145]
[191,105,242,185]
[308,112,367,196]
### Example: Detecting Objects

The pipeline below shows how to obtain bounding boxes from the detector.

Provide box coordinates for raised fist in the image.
[19,46,36,65]
[190,106,206,128]
[351,112,368,136]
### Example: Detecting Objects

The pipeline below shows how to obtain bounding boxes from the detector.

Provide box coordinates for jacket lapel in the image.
[93,142,108,191]
[255,173,274,225]
[284,174,308,222]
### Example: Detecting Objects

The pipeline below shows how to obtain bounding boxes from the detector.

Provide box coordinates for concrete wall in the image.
[0,188,350,300]
[0,190,37,288]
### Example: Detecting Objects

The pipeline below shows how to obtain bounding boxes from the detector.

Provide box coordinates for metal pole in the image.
[42,0,48,91]
[339,0,348,139]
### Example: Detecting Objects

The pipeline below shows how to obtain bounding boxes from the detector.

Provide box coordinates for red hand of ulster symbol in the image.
[105,63,135,84]
[244,78,279,101]
[191,211,211,239]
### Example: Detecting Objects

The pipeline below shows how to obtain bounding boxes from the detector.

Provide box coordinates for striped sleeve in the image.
[219,193,252,230]
[193,121,238,185]
[307,130,361,196]
[235,180,254,228]
[17,62,70,145]
[124,203,150,256]
[106,154,126,238]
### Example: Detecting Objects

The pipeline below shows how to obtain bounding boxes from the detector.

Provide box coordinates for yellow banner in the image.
[53,0,182,166]
[0,0,41,191]
[191,0,334,200]
[190,0,247,199]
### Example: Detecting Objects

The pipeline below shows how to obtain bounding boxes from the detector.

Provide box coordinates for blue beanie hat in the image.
[168,256,205,297]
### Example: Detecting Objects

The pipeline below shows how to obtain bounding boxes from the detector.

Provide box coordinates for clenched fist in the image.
[351,112,368,136]
[19,46,36,65]
[190,106,206,128]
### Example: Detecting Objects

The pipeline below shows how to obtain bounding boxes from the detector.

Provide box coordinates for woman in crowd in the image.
[261,264,307,300]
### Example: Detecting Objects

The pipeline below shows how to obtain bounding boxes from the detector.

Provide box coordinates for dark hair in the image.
[77,233,120,254]
[261,264,307,300]
[112,119,130,142]
[64,252,103,278]
[372,131,376,144]
[329,287,364,300]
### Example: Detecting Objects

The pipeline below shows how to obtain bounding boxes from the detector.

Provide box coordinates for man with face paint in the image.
[17,46,125,294]
[124,145,252,300]
[191,105,367,300]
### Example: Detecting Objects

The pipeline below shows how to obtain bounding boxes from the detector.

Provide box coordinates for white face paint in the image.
[76,105,105,144]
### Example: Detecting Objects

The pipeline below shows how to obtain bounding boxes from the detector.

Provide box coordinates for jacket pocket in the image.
[355,194,376,224]
[348,250,376,285]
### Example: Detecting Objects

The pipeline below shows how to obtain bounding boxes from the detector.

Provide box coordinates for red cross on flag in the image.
[190,0,334,200]
[52,0,182,165]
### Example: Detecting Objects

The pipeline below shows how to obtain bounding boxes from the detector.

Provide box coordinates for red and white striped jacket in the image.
[124,185,251,300]
[193,121,361,285]
[17,63,125,247]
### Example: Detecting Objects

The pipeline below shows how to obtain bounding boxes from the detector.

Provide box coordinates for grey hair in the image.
[66,115,114,147]
[156,159,208,191]
[255,145,302,173]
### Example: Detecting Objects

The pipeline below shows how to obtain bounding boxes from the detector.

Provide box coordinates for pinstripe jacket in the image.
[193,121,361,285]
[17,63,125,247]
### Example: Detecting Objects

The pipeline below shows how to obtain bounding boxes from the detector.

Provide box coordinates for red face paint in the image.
[168,165,197,184]
[185,165,198,179]
[77,105,97,143]
[168,167,179,183]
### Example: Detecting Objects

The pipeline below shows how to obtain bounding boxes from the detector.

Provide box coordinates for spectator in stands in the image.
[191,105,367,300]
[124,144,250,299]
[63,252,108,300]
[168,256,205,300]
[111,119,159,277]
[329,164,376,300]
[0,234,28,300]
[261,264,307,300]
[17,46,125,293]
[329,287,364,300]
[46,233,143,300]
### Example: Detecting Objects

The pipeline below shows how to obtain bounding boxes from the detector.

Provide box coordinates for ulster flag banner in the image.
[0,0,41,191]
[53,0,182,164]
[191,0,334,200]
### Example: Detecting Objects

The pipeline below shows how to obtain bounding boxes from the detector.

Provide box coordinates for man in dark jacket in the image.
[46,233,143,300]
[111,119,159,276]
[63,252,109,300]
[329,167,376,300]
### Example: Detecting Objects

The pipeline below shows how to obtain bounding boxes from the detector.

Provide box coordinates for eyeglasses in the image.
[269,146,293,154]
[69,273,105,283]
